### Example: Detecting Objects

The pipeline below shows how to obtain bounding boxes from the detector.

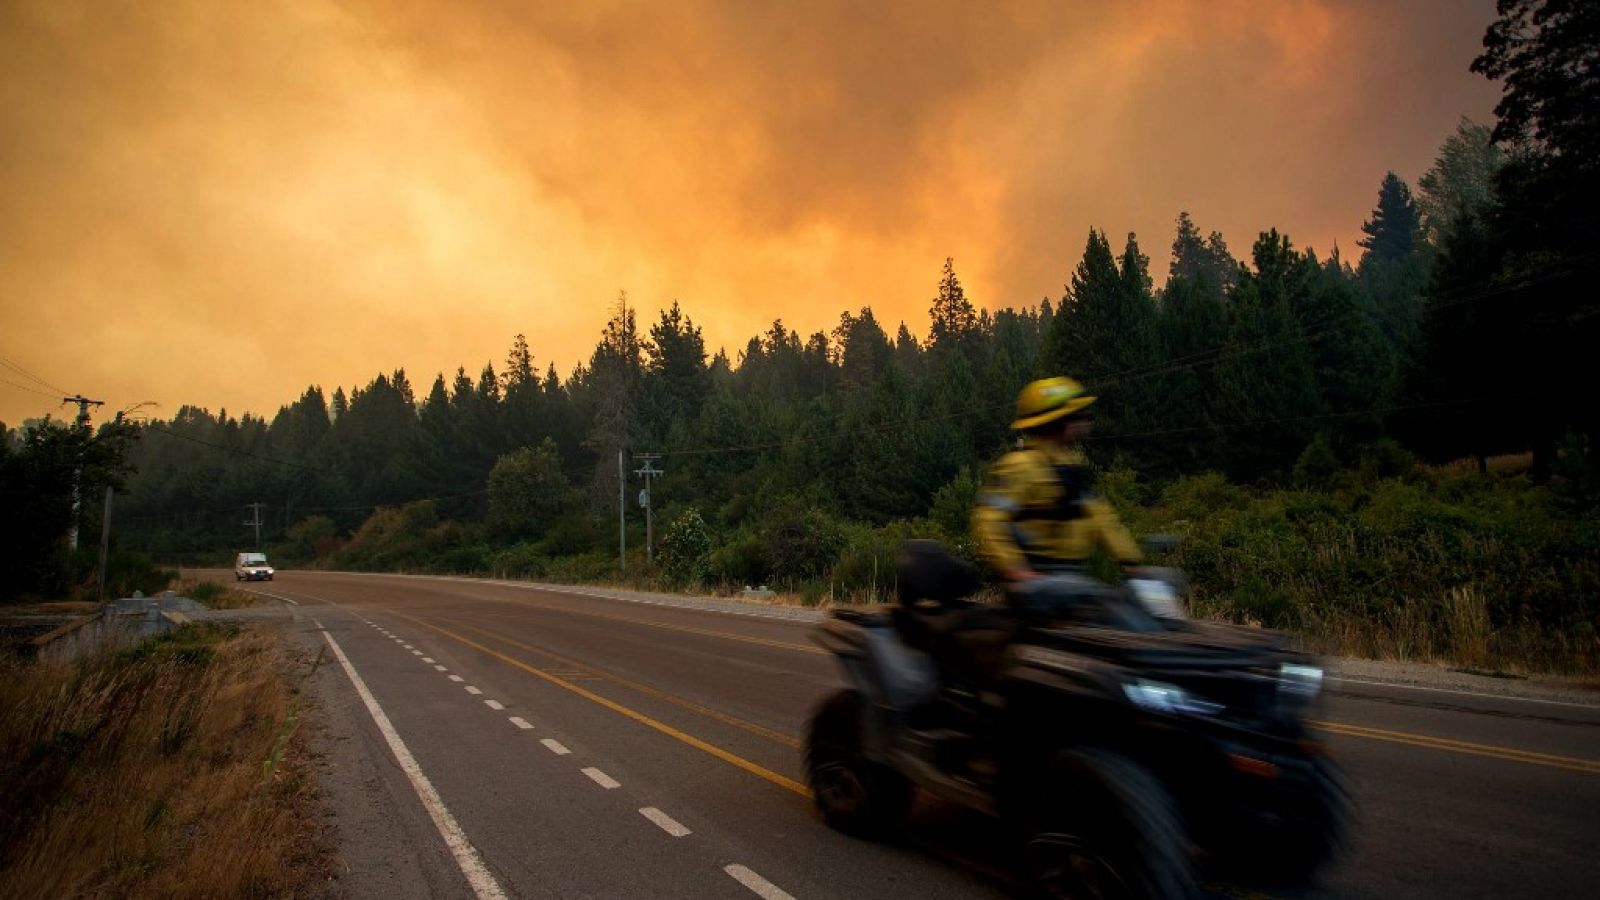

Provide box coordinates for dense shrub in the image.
[658,508,713,587]
[1122,466,1600,672]
[757,500,845,585]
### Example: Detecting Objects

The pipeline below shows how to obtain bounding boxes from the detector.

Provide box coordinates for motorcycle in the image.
[805,540,1349,899]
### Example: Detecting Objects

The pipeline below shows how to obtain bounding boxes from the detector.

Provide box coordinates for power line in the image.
[288,488,490,514]
[0,375,58,400]
[141,423,319,471]
[0,353,67,395]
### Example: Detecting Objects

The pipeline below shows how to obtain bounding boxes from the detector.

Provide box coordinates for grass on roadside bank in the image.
[0,623,333,899]
[181,579,265,610]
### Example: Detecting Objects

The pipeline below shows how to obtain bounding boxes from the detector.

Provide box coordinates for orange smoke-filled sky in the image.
[0,0,1500,426]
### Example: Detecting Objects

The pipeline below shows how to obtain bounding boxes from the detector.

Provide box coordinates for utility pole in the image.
[617,450,626,573]
[95,410,123,603]
[633,453,663,564]
[96,486,114,601]
[244,502,264,550]
[61,394,104,552]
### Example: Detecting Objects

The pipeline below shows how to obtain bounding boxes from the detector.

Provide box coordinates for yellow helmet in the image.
[1012,376,1095,430]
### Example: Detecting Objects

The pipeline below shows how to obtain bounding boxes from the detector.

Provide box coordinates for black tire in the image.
[1023,748,1198,900]
[804,689,912,838]
[1261,758,1351,883]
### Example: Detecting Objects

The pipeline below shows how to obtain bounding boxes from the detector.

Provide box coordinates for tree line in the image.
[4,0,1594,599]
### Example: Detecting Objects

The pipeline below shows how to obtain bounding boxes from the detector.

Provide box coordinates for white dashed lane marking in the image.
[509,717,534,730]
[465,686,483,695]
[541,739,570,755]
[318,628,507,900]
[485,699,505,711]
[412,650,424,656]
[639,807,691,837]
[434,665,449,672]
[448,675,465,683]
[582,767,620,789]
[422,657,436,663]
[725,865,795,900]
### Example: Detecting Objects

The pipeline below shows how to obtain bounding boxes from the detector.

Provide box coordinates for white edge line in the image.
[638,807,691,837]
[1333,677,1600,710]
[240,587,299,606]
[319,629,508,900]
[724,864,795,900]
[581,767,620,789]
[541,739,570,755]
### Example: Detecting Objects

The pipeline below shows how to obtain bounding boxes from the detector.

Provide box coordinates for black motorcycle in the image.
[805,541,1348,899]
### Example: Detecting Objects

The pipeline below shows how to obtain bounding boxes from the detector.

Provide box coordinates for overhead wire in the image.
[141,423,320,472]
[0,352,67,396]
[0,375,59,401]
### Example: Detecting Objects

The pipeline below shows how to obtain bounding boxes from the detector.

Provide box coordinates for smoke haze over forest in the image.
[1,0,1499,425]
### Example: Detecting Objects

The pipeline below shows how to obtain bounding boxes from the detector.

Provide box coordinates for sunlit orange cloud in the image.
[0,0,1500,426]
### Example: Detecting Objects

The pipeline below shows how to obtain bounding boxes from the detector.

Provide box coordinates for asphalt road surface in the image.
[214,571,1600,900]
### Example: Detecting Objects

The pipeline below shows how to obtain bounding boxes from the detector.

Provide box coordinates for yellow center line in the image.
[446,618,803,749]
[463,594,826,655]
[1311,720,1600,774]
[395,613,813,799]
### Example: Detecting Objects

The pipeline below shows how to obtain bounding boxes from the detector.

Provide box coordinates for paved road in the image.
[218,571,1600,899]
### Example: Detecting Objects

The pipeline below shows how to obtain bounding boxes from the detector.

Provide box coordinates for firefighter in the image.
[972,377,1142,597]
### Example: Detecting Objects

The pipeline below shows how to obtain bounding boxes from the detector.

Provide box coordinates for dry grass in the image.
[178,579,264,610]
[0,623,334,899]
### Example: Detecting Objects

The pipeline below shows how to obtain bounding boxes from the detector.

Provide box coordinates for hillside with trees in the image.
[4,1,1595,672]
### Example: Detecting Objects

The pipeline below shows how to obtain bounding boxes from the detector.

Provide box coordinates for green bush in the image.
[188,581,227,604]
[489,542,546,579]
[273,515,338,564]
[658,508,713,587]
[1142,465,1599,672]
[928,468,981,541]
[828,522,902,595]
[543,552,619,583]
[758,500,845,586]
[1293,434,1341,488]
[710,530,765,586]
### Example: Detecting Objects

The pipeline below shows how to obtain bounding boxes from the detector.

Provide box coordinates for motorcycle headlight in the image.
[1279,663,1324,700]
[1123,678,1223,716]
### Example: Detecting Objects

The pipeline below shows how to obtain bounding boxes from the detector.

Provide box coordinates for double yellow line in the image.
[1311,719,1600,775]
[480,602,826,655]
[403,600,1600,782]
[448,620,802,749]
[396,613,813,798]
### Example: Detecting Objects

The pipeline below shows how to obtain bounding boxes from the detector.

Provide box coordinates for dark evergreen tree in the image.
[1469,0,1600,474]
[643,301,711,442]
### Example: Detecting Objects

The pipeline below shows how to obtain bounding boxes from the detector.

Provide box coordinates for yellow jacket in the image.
[971,439,1142,574]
